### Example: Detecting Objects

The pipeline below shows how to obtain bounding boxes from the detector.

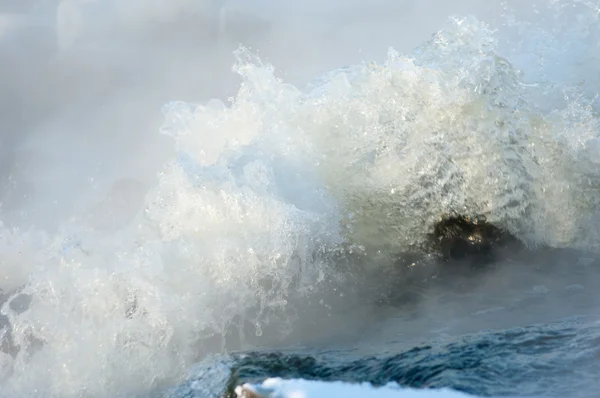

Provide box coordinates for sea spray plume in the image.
[292,17,540,254]
[0,48,343,398]
[291,15,600,255]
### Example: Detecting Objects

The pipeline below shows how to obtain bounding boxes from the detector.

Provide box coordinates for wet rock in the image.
[372,215,527,306]
[429,214,523,265]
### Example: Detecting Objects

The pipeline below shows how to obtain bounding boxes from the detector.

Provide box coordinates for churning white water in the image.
[0,0,599,397]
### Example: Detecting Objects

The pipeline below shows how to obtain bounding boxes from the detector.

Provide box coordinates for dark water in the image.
[167,249,600,398]
[220,320,599,397]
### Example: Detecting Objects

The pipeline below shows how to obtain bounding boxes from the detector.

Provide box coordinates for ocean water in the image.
[1,1,600,397]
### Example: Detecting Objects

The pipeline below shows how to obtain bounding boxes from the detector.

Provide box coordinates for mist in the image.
[0,0,543,233]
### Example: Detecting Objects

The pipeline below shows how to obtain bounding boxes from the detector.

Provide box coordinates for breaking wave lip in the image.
[1,3,600,397]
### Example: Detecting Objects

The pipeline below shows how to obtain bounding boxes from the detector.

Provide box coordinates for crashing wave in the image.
[1,7,600,398]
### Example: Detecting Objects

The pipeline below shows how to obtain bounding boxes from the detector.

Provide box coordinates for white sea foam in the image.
[236,378,476,398]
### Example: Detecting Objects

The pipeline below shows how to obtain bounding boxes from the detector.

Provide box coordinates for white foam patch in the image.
[236,378,476,398]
